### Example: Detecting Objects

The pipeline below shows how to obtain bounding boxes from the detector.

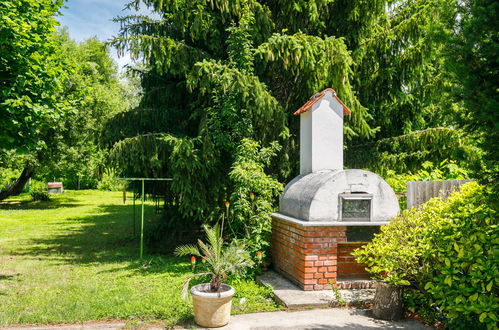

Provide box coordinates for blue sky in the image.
[57,0,154,70]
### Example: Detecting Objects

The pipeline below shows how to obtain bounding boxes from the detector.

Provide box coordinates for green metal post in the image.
[114,177,172,259]
[140,179,145,259]
[133,184,136,237]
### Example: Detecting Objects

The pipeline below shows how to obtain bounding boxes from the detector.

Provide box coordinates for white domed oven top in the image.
[274,88,400,225]
[279,169,399,224]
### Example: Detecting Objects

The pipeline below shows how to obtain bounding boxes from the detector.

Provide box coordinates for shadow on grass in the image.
[0,195,80,210]
[0,272,16,296]
[96,255,192,276]
[175,315,196,329]
[0,274,16,281]
[9,203,172,270]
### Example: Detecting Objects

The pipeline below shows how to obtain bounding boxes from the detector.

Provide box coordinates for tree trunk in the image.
[0,167,34,201]
[372,282,404,320]
[210,276,222,292]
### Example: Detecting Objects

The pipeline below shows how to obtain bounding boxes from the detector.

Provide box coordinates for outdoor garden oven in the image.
[271,88,400,291]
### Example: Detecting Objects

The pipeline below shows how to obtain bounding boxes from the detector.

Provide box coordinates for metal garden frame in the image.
[115,178,172,259]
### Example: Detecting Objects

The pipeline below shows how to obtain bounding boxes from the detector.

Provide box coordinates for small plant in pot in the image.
[175,223,253,328]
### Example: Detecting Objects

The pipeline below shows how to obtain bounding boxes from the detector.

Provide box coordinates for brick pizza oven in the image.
[271,88,400,290]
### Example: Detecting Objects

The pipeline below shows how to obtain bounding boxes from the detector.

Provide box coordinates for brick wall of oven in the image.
[337,242,370,279]
[272,216,371,290]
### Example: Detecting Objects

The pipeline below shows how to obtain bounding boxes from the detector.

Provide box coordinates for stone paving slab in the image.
[2,310,430,330]
[2,324,127,330]
[257,271,375,308]
[218,309,431,330]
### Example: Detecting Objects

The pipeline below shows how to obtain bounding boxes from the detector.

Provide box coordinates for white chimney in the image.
[295,88,350,174]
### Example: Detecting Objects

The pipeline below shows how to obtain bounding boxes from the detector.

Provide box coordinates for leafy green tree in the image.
[0,0,68,197]
[346,0,498,180]
[0,28,133,199]
[349,0,460,138]
[345,128,479,176]
[0,0,69,151]
[36,32,135,189]
[446,0,498,188]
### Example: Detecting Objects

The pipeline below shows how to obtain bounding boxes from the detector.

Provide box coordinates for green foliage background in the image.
[103,0,481,253]
[1,17,136,193]
[0,1,497,327]
[445,0,498,188]
[354,183,498,327]
[0,0,67,151]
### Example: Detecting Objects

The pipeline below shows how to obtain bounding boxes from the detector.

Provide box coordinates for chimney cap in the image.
[294,88,352,116]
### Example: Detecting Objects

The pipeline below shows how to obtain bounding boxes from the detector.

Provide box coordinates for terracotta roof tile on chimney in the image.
[294,88,352,116]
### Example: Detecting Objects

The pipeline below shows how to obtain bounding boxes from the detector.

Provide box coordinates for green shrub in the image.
[30,191,51,201]
[354,182,498,328]
[29,180,51,201]
[29,180,47,192]
[228,139,283,266]
[97,168,124,191]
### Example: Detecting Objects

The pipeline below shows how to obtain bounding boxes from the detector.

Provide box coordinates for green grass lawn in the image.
[0,190,280,327]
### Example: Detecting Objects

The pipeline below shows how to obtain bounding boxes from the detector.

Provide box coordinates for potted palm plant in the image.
[175,223,253,327]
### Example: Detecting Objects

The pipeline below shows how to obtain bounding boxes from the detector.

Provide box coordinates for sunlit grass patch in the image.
[0,190,281,326]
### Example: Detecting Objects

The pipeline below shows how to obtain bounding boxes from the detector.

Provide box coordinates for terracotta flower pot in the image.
[190,283,235,327]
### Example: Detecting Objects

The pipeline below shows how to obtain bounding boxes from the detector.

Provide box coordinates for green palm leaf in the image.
[175,223,254,298]
[174,244,201,257]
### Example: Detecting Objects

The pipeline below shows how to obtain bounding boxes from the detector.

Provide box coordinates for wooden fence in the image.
[406,179,472,209]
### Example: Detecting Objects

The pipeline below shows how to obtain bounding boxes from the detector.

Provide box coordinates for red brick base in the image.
[272,216,371,290]
[337,242,370,280]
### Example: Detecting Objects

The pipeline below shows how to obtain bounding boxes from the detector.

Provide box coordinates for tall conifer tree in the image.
[106,0,458,225]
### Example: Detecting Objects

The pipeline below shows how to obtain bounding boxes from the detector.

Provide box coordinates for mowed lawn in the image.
[0,190,279,327]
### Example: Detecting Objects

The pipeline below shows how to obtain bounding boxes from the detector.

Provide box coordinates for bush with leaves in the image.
[30,191,51,202]
[97,168,124,191]
[29,180,50,201]
[354,182,498,327]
